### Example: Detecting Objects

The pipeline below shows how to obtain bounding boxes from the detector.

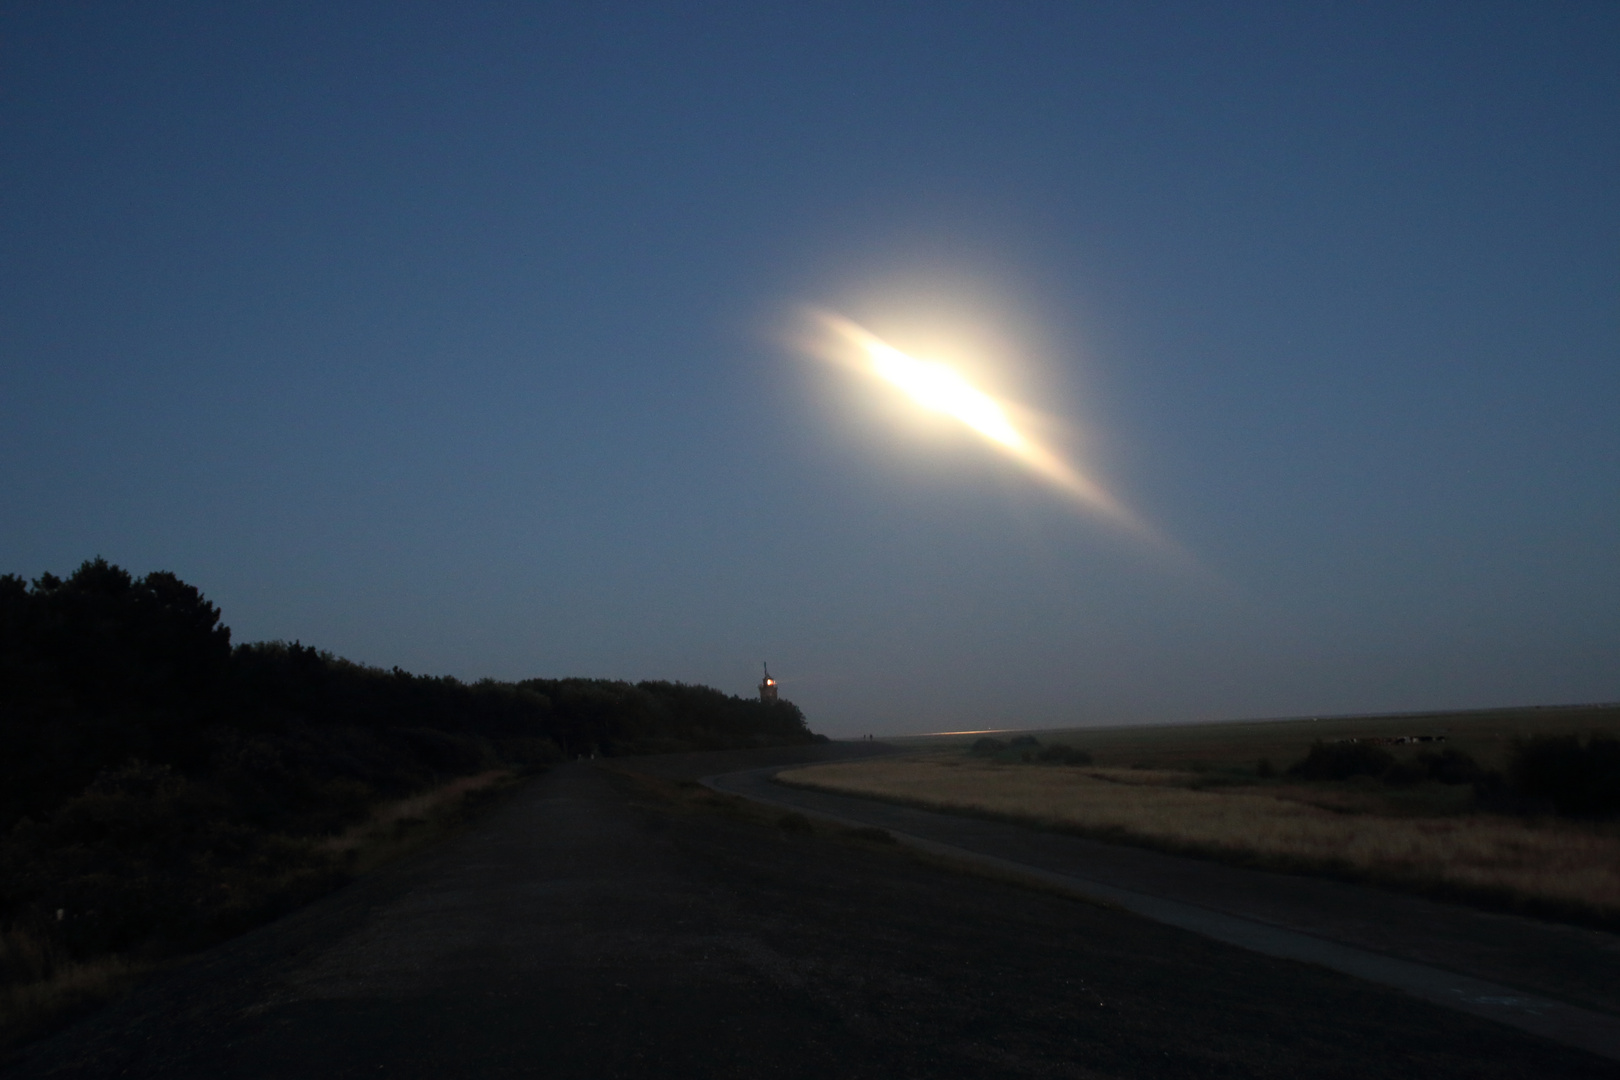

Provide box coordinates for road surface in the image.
[709,760,1620,1060]
[5,748,1612,1079]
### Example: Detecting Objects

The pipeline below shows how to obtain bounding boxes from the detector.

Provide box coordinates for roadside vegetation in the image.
[0,558,815,1052]
[778,723,1620,928]
[0,769,515,1053]
[605,766,1099,903]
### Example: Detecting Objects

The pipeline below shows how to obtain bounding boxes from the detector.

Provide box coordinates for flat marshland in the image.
[898,703,1620,773]
[779,704,1620,923]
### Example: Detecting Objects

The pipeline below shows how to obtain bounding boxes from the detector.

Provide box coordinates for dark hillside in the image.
[0,559,813,1044]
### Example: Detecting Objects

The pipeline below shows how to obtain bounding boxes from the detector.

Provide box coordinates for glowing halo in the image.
[796,309,1138,527]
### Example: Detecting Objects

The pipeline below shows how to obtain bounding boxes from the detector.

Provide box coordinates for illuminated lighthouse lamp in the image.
[759,663,779,705]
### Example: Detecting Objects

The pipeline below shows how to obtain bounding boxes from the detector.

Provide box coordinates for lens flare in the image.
[799,310,1138,527]
[862,336,1025,449]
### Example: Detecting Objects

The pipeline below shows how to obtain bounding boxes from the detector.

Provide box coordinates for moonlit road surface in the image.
[8,751,1613,1079]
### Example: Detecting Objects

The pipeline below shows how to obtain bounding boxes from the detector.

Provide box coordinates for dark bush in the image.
[497,737,563,770]
[1381,760,1430,785]
[1377,747,1486,787]
[1286,740,1395,781]
[391,727,498,776]
[1471,770,1542,815]
[1256,758,1276,779]
[1035,744,1093,765]
[0,558,826,996]
[1509,734,1620,817]
[969,738,1007,757]
[1421,748,1486,786]
[1007,735,1042,762]
[777,812,813,834]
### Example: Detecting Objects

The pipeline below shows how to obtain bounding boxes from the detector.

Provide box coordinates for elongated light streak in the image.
[863,337,1025,449]
[804,310,1135,525]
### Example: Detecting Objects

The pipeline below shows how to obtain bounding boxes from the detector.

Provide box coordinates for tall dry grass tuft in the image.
[1,769,516,1054]
[319,768,512,870]
[778,758,1620,922]
[0,926,142,1053]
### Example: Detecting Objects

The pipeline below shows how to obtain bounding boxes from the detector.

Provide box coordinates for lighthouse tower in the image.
[759,662,779,704]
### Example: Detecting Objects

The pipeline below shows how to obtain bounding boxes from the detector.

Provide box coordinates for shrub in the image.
[1256,758,1276,779]
[1035,744,1093,766]
[1509,734,1620,817]
[1381,760,1430,785]
[1006,735,1042,762]
[1421,748,1485,785]
[0,556,829,1046]
[1286,740,1395,782]
[969,738,1007,757]
[777,812,813,834]
[1378,747,1487,787]
[1471,770,1536,815]
[497,737,563,770]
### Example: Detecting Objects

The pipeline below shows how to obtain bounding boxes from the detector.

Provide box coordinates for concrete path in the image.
[707,763,1620,1062]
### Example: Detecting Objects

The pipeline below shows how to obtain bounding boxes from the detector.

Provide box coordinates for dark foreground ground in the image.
[5,745,1612,1079]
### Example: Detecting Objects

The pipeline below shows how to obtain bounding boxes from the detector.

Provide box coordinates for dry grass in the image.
[0,768,519,1056]
[778,757,1620,922]
[0,927,145,1055]
[889,703,1620,774]
[319,769,514,871]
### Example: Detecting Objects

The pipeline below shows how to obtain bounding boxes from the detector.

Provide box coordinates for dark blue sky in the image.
[3,2,1616,734]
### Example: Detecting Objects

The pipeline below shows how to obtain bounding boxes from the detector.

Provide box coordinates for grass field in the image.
[889,702,1620,773]
[780,704,1620,924]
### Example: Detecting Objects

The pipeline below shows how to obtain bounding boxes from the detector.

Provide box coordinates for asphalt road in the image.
[711,762,1620,1060]
[6,749,1613,1079]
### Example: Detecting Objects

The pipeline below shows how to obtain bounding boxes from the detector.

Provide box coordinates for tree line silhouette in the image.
[0,558,814,986]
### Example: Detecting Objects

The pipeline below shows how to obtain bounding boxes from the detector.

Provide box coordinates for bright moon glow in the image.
[800,310,1140,528]
[863,337,1025,449]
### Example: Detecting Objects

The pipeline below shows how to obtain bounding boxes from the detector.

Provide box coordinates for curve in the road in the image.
[704,763,1620,1063]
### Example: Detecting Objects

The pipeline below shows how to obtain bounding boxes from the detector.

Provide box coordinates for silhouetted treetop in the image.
[0,559,814,832]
